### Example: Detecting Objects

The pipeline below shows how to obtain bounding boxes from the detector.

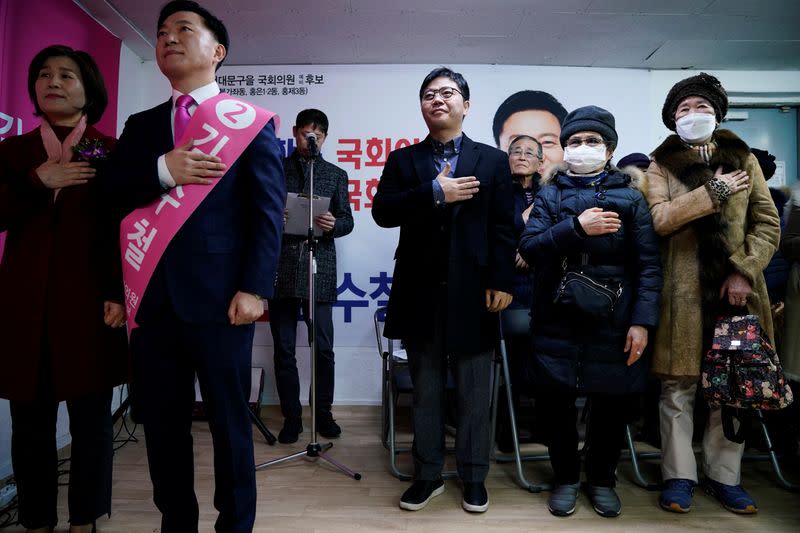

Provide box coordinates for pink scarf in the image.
[39,115,87,200]
[40,114,87,163]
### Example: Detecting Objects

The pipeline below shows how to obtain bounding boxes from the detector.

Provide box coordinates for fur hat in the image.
[559,105,618,147]
[662,73,728,131]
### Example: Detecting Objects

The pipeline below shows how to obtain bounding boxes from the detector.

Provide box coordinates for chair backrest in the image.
[499,308,531,341]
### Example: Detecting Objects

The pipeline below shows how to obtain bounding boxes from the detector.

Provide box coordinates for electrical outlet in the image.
[0,483,17,508]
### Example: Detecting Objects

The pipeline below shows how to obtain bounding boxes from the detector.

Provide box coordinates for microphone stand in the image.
[255,136,361,480]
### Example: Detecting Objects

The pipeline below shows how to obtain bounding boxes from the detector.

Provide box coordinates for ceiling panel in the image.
[584,0,709,15]
[96,0,800,69]
[647,40,800,70]
[701,0,800,17]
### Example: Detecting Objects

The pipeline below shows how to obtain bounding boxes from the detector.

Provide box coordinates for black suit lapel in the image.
[452,134,481,218]
[453,134,479,178]
[155,99,174,152]
[411,139,433,185]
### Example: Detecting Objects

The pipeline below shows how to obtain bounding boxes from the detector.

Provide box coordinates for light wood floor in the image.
[6,405,800,532]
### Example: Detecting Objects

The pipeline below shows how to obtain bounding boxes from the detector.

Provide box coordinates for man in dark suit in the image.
[269,109,354,443]
[372,67,515,513]
[105,1,285,531]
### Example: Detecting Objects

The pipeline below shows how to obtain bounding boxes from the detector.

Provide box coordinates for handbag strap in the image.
[721,405,750,444]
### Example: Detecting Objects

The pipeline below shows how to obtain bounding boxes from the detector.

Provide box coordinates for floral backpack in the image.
[701,314,794,411]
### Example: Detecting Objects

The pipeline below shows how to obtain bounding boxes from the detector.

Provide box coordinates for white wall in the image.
[116,43,170,135]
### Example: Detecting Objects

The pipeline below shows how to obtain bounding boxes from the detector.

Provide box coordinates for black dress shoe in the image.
[278,417,303,443]
[399,479,445,511]
[462,482,489,513]
[316,410,342,438]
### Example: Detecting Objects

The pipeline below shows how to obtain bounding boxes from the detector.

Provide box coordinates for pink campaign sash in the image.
[120,94,278,335]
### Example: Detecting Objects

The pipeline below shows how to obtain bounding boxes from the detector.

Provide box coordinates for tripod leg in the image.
[255,449,308,470]
[249,409,277,445]
[318,449,362,480]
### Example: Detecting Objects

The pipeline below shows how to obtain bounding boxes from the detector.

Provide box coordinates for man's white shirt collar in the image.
[171,81,220,109]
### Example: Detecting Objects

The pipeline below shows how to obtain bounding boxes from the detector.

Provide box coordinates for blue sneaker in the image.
[659,478,695,513]
[702,479,758,515]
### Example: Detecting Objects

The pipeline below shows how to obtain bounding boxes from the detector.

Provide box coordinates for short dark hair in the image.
[492,90,568,146]
[27,45,108,125]
[419,67,470,101]
[508,134,543,160]
[158,0,229,71]
[295,108,329,135]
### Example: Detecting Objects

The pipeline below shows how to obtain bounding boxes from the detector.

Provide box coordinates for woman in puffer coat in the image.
[519,105,663,519]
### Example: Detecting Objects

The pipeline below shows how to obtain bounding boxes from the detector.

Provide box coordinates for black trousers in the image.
[267,297,335,419]
[537,389,631,487]
[404,290,493,483]
[131,311,256,533]
[10,388,113,529]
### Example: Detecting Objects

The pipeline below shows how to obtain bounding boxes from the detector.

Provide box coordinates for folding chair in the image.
[489,308,551,492]
[373,307,458,480]
[740,409,800,491]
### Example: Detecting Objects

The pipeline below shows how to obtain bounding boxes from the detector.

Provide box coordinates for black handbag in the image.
[549,187,622,318]
[553,257,622,318]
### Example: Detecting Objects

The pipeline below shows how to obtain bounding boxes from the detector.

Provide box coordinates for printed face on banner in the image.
[293,124,327,158]
[498,109,564,172]
[35,56,86,123]
[156,11,226,81]
[420,76,470,133]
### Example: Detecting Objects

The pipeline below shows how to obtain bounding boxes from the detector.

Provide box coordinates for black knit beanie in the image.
[559,105,618,147]
[662,73,728,131]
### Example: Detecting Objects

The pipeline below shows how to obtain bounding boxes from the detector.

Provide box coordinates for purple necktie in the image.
[173,94,195,145]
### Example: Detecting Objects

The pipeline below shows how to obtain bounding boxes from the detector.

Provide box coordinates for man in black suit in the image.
[106,1,285,531]
[372,67,515,513]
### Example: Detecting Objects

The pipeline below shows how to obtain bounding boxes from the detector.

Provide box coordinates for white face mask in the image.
[563,144,608,174]
[675,112,716,143]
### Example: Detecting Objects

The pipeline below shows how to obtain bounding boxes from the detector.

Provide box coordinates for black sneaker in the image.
[316,410,342,438]
[462,482,489,513]
[278,417,303,444]
[399,479,445,511]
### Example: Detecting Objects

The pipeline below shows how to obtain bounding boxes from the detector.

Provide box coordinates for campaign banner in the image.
[216,64,652,354]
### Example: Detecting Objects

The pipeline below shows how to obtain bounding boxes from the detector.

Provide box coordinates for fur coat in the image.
[643,129,780,380]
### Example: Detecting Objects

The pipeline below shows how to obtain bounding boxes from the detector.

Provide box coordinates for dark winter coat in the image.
[518,164,663,394]
[372,134,516,355]
[510,177,539,309]
[0,125,128,402]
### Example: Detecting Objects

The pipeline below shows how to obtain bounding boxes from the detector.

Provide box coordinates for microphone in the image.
[305,132,318,156]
